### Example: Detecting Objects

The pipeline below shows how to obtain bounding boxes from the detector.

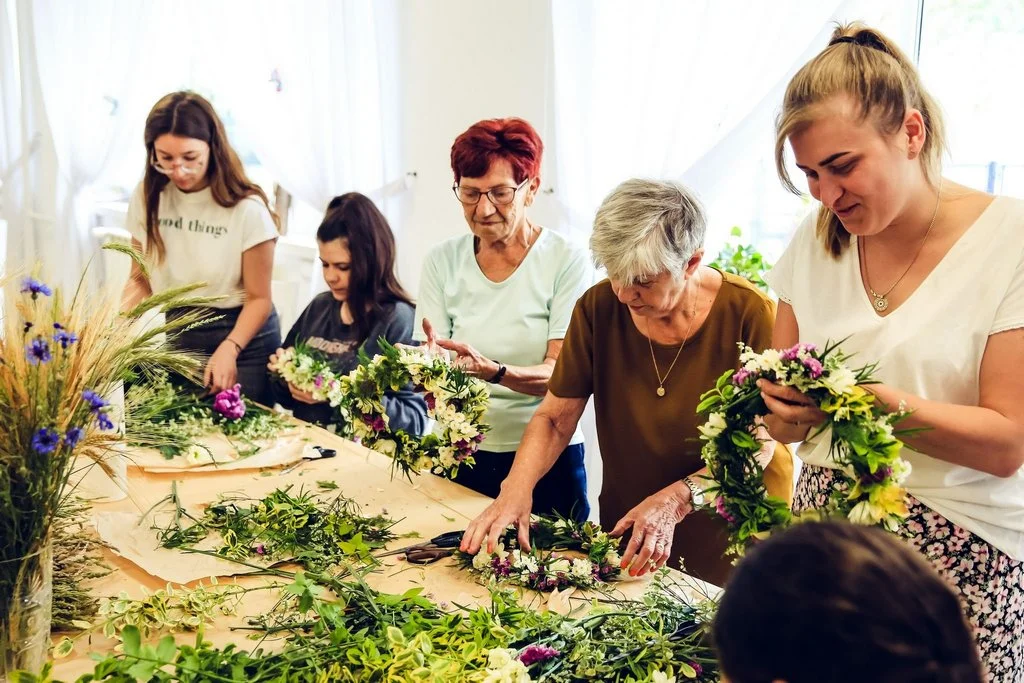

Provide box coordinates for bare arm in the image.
[434,337,564,397]
[204,239,276,391]
[120,238,152,312]
[459,393,588,554]
[763,303,1024,477]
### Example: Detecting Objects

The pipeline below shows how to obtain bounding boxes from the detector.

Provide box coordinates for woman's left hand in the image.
[609,482,691,576]
[758,379,828,443]
[435,337,499,379]
[205,342,239,394]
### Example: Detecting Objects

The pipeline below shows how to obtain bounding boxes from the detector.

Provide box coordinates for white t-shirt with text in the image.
[125,182,277,309]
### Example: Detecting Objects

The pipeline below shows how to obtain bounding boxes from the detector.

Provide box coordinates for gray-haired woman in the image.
[460,179,794,587]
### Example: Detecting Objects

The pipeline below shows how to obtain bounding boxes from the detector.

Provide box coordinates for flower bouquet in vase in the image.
[0,247,212,677]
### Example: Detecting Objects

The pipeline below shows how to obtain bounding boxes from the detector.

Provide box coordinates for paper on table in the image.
[126,431,307,473]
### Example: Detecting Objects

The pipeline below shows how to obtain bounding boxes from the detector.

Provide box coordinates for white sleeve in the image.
[991,243,1024,335]
[548,245,593,339]
[124,183,146,245]
[764,212,816,305]
[238,196,279,251]
[412,246,452,341]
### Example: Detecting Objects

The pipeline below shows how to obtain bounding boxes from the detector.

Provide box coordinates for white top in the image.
[125,182,278,309]
[766,196,1024,559]
[414,229,593,451]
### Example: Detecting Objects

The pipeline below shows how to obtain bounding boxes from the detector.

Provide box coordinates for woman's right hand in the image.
[759,379,827,443]
[267,347,288,372]
[420,318,448,361]
[460,488,534,555]
[287,382,322,405]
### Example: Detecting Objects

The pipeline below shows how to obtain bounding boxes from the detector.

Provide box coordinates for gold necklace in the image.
[646,272,700,398]
[861,180,942,313]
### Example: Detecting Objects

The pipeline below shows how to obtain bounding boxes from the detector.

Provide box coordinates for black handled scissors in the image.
[377,530,464,564]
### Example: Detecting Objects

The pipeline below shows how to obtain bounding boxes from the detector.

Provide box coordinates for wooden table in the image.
[53,421,715,680]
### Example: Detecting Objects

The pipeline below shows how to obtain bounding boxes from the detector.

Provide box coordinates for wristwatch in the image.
[681,476,705,509]
[488,362,507,384]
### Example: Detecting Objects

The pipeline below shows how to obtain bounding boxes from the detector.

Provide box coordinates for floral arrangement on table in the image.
[51,498,110,633]
[699,341,912,558]
[269,340,491,480]
[124,371,293,462]
[455,514,623,592]
[50,568,717,682]
[154,485,398,572]
[0,246,213,675]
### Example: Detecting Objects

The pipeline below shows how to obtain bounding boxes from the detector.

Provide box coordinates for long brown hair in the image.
[142,91,279,262]
[316,193,413,340]
[775,23,947,258]
[713,521,984,683]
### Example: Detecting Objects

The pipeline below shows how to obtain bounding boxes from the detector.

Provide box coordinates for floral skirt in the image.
[795,464,1024,683]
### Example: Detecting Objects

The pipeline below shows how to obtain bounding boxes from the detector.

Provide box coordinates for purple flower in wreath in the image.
[518,644,561,666]
[802,357,824,379]
[213,384,246,420]
[20,277,52,299]
[781,342,818,361]
[424,392,436,411]
[254,543,266,556]
[715,496,738,525]
[731,368,753,386]
[860,465,892,486]
[313,375,324,389]
[690,662,704,676]
[26,337,51,364]
[32,427,61,454]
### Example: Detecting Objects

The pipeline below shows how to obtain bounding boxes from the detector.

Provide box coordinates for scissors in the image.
[376,530,464,564]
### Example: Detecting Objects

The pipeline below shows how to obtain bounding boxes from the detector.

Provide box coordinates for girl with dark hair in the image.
[121,91,281,405]
[267,193,426,434]
[713,521,985,683]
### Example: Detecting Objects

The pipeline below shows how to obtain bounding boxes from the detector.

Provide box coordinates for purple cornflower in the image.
[96,412,115,431]
[32,427,61,454]
[212,384,246,420]
[20,277,52,299]
[82,389,108,412]
[53,328,78,349]
[26,337,51,365]
[518,644,561,666]
[64,426,85,449]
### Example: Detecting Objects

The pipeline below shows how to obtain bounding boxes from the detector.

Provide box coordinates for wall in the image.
[393,0,565,295]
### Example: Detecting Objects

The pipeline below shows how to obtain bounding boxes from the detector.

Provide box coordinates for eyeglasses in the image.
[453,177,530,206]
[151,151,205,176]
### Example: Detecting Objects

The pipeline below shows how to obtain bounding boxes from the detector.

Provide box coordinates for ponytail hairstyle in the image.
[775,23,947,257]
[316,193,413,341]
[142,91,280,263]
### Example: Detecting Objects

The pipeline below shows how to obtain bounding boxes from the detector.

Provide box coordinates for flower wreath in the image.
[270,341,491,479]
[698,341,912,558]
[454,515,622,592]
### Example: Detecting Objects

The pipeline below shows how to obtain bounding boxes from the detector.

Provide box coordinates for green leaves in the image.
[708,226,772,292]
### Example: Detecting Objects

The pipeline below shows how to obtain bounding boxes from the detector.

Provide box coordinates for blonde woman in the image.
[763,24,1024,679]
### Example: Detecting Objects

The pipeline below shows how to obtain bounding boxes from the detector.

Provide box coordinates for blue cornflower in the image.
[32,427,60,454]
[53,329,78,349]
[20,277,52,299]
[64,426,85,449]
[82,389,108,412]
[26,337,52,365]
[96,412,114,431]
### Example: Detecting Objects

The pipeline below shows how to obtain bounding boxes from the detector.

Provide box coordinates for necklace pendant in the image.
[873,295,889,312]
[656,386,666,397]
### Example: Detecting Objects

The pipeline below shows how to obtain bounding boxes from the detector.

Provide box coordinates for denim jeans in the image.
[167,306,282,406]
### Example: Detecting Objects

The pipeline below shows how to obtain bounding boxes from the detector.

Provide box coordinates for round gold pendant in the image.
[873,296,889,312]
[656,386,666,397]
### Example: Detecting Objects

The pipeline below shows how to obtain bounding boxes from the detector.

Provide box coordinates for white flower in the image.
[697,412,727,439]
[486,648,517,670]
[822,366,857,395]
[652,671,677,683]
[185,444,213,466]
[438,447,457,468]
[848,500,877,525]
[760,348,783,372]
[472,551,493,570]
[414,455,434,471]
[548,558,571,574]
[891,458,912,484]
[371,438,397,458]
[521,554,539,573]
[605,550,622,566]
[570,558,593,579]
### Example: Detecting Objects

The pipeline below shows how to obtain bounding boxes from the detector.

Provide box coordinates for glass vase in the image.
[1,538,53,679]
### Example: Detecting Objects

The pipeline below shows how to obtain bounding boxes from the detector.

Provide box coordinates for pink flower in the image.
[782,342,818,361]
[424,392,436,410]
[731,368,753,386]
[254,543,266,555]
[213,384,246,420]
[802,357,824,378]
[518,644,561,666]
[690,661,703,676]
[313,375,324,388]
[715,496,737,525]
[361,413,386,432]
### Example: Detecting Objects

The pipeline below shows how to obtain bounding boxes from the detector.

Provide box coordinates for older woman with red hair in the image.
[415,117,593,520]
